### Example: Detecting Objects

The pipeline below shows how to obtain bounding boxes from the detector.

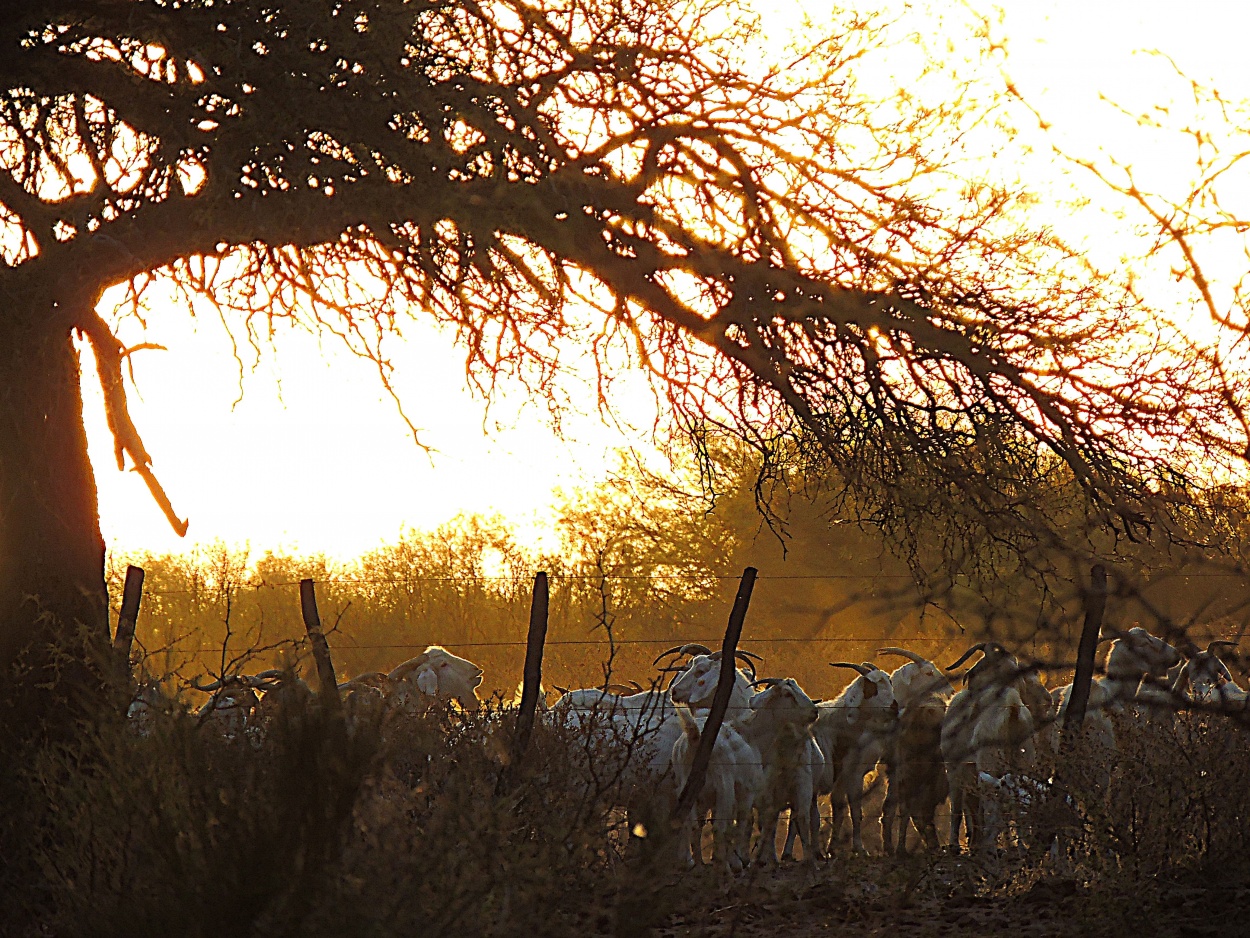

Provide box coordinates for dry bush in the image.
[12,698,373,936]
[978,710,1250,890]
[1098,711,1250,878]
[4,686,689,938]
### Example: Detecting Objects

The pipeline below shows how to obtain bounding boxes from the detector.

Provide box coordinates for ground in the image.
[652,858,1249,937]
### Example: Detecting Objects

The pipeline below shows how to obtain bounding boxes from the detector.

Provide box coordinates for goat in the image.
[941,642,1042,851]
[737,677,822,865]
[880,691,948,855]
[1103,625,1183,712]
[811,661,898,855]
[664,650,765,866]
[669,703,760,872]
[126,678,177,737]
[253,666,313,713]
[876,647,953,854]
[643,644,763,774]
[388,645,484,711]
[1044,678,1118,754]
[655,645,760,723]
[970,686,1037,778]
[878,647,953,710]
[192,673,269,739]
[1173,641,1239,707]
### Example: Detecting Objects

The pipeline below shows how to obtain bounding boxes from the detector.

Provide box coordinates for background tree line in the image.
[112,439,1250,701]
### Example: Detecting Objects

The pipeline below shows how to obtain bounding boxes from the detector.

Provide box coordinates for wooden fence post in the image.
[300,578,342,717]
[1063,563,1108,746]
[672,566,757,823]
[511,572,550,768]
[112,564,145,678]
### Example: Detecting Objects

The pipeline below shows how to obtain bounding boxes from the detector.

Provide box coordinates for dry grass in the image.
[3,685,1249,937]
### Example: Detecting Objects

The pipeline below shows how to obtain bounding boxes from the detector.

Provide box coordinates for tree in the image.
[0,0,1225,716]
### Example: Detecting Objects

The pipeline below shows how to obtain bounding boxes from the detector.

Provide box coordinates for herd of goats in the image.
[127,625,1248,870]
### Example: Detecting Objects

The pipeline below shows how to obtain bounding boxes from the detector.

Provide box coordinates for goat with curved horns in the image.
[807,661,897,855]
[874,648,952,855]
[653,643,762,677]
[1102,625,1184,714]
[940,642,1047,851]
[192,673,271,738]
[878,648,953,711]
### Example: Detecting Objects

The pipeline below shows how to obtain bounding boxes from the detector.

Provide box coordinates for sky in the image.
[82,0,1250,561]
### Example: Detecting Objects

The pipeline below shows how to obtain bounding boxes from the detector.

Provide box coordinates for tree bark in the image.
[0,321,109,730]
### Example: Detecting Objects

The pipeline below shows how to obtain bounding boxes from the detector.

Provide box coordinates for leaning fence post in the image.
[1063,563,1108,747]
[300,578,342,717]
[112,564,145,676]
[511,571,550,767]
[672,566,757,823]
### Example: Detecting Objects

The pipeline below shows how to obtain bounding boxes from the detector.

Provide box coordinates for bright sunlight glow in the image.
[83,0,1250,560]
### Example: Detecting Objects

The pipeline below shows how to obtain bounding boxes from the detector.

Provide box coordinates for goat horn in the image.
[734,651,759,675]
[651,645,686,664]
[829,662,872,676]
[388,652,433,681]
[602,683,636,695]
[628,680,644,692]
[946,643,988,671]
[751,678,782,687]
[553,685,570,695]
[736,650,764,662]
[878,647,928,665]
[1208,640,1238,654]
[651,643,712,665]
[191,676,225,692]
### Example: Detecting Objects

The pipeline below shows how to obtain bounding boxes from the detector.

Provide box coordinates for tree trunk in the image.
[0,321,108,731]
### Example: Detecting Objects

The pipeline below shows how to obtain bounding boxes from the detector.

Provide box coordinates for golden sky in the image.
[84,0,1250,560]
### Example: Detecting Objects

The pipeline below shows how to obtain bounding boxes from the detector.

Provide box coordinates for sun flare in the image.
[83,0,1250,561]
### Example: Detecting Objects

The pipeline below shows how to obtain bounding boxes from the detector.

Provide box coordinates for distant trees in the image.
[0,1,1233,719]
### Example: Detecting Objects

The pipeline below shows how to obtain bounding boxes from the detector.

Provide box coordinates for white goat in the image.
[669,703,760,871]
[941,642,1042,851]
[738,677,823,865]
[1103,625,1183,716]
[1173,641,1247,712]
[811,661,898,854]
[388,645,484,711]
[665,650,765,866]
[1043,678,1118,757]
[878,647,954,710]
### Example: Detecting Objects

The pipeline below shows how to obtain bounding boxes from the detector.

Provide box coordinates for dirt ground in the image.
[648,856,1250,938]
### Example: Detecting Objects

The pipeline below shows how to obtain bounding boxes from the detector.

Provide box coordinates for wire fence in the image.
[111,569,1250,598]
